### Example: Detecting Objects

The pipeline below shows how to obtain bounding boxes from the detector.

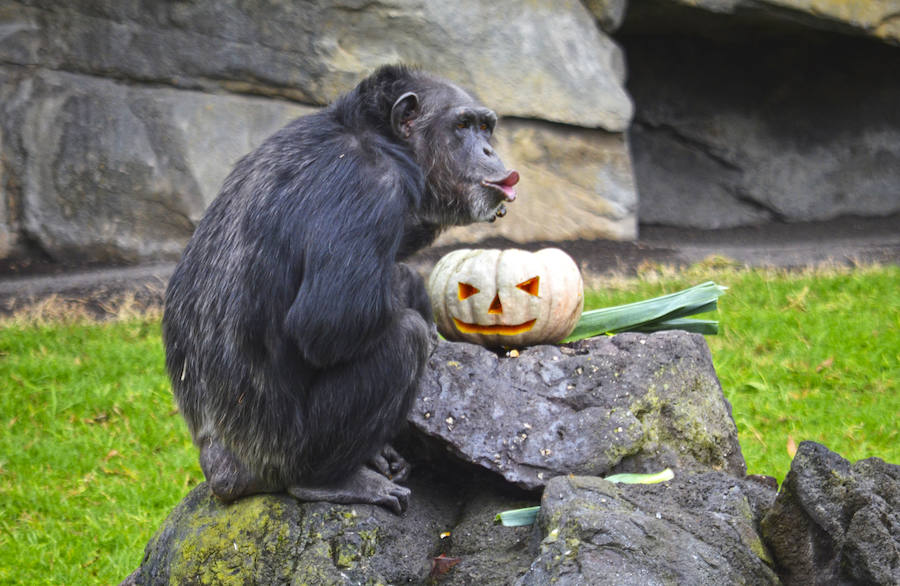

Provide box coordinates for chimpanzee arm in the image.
[283,155,420,368]
[392,263,433,323]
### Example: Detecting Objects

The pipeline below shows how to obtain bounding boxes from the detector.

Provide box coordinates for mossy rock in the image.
[126,478,460,585]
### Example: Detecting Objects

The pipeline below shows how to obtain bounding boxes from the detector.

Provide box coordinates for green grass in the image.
[584,261,899,480]
[1,262,898,583]
[0,315,201,584]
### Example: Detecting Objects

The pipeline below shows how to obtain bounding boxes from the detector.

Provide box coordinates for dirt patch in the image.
[2,215,897,319]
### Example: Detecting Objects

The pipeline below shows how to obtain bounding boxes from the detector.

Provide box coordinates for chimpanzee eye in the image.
[479,123,488,131]
[457,120,470,130]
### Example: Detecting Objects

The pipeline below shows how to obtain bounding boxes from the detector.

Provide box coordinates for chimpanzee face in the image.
[391,83,519,226]
[446,104,519,222]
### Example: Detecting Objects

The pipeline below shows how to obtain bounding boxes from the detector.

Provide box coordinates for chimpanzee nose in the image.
[483,146,494,157]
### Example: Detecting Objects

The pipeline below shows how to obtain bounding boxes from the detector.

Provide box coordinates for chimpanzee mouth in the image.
[482,170,520,202]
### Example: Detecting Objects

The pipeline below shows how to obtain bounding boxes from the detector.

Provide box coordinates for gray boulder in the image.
[654,0,900,44]
[0,63,637,263]
[124,470,536,585]
[1,0,631,130]
[520,473,779,585]
[127,470,780,585]
[622,8,900,229]
[410,332,746,491]
[760,441,900,586]
[127,475,456,584]
[125,335,899,584]
[0,68,311,263]
[0,0,638,263]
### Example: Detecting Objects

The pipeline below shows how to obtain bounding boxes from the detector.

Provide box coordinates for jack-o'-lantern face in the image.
[428,248,584,347]
[452,275,540,336]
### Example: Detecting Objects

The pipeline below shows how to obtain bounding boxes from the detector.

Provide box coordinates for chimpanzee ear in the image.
[391,92,419,139]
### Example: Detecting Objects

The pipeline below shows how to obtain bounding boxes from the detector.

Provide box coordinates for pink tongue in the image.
[502,170,520,187]
[499,171,519,201]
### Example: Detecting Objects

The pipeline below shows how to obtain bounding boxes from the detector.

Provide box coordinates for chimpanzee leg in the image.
[201,292,430,513]
[200,435,410,513]
[198,434,275,503]
[290,306,432,513]
[364,263,431,485]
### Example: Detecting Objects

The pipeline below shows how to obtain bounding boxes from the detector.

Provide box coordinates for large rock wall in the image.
[0,0,635,264]
[620,1,900,229]
[655,0,900,44]
[1,68,313,263]
[1,0,898,264]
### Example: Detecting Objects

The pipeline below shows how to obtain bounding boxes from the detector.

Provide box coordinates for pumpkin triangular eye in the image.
[458,282,480,300]
[516,276,540,297]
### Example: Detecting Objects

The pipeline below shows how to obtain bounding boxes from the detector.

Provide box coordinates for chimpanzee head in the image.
[388,70,519,226]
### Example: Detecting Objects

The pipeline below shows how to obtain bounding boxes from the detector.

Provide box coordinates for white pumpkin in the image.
[428,248,584,347]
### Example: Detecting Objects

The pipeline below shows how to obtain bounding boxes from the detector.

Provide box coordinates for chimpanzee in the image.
[162,65,519,513]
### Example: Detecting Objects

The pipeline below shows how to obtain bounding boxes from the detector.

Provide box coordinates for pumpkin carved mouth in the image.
[451,317,537,336]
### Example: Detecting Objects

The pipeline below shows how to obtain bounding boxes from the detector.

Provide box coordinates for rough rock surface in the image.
[123,330,897,584]
[0,0,635,262]
[127,474,456,584]
[4,0,900,262]
[621,4,900,229]
[584,0,630,32]
[0,68,311,263]
[124,468,536,585]
[760,441,900,586]
[0,0,631,129]
[661,0,900,44]
[410,332,746,491]
[126,471,780,585]
[521,473,779,585]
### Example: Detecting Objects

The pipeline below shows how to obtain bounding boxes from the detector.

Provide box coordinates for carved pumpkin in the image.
[428,248,584,347]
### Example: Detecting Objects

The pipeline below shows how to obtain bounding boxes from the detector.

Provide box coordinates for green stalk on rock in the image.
[495,469,676,527]
[563,281,727,342]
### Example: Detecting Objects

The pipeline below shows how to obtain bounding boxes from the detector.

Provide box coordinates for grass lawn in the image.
[1,262,897,583]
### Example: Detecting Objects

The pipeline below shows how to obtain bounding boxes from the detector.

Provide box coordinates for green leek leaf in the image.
[564,281,727,342]
[604,468,675,484]
[495,505,541,527]
[495,469,675,526]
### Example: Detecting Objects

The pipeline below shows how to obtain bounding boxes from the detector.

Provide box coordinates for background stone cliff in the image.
[1,0,897,266]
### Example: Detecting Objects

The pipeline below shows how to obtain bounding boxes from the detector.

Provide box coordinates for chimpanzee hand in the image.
[369,443,411,484]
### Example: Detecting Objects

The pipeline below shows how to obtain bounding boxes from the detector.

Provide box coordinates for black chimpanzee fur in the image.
[162,65,519,513]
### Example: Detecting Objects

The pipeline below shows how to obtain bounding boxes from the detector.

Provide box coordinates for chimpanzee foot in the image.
[369,443,411,483]
[287,467,411,514]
